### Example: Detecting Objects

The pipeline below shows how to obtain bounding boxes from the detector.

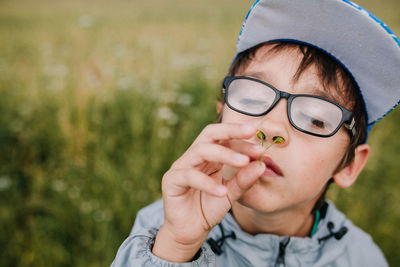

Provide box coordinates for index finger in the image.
[194,123,257,144]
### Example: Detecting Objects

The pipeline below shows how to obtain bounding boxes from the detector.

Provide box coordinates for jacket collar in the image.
[208,201,349,254]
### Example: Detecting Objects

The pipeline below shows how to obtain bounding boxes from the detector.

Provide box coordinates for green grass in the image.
[0,0,399,266]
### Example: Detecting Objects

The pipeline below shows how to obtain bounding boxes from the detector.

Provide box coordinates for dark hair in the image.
[217,41,367,212]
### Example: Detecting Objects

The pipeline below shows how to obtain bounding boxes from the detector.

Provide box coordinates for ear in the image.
[216,101,223,114]
[333,144,370,188]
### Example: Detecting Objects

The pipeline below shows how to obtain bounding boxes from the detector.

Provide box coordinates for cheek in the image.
[280,147,334,204]
[291,149,330,188]
[221,106,252,124]
[294,137,348,180]
[221,106,237,122]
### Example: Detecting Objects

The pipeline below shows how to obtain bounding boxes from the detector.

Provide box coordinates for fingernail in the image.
[252,144,264,152]
[216,185,227,195]
[258,162,266,170]
[233,153,248,164]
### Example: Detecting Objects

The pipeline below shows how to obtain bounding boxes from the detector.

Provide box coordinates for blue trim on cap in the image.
[369,98,400,126]
[341,0,400,48]
[237,0,261,47]
[365,124,373,141]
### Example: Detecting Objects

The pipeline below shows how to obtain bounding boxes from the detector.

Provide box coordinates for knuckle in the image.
[161,171,173,190]
[190,143,202,152]
[192,143,212,159]
[170,159,183,169]
[202,123,217,135]
[162,169,174,183]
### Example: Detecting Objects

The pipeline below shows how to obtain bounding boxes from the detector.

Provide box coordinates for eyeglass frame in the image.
[222,76,356,138]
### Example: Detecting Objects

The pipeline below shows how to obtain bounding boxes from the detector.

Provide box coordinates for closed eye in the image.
[298,112,328,129]
[239,98,266,106]
[311,118,324,128]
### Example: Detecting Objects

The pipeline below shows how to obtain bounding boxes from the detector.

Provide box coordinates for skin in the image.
[152,44,370,262]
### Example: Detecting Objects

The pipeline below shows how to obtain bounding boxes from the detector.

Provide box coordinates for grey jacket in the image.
[111,199,388,266]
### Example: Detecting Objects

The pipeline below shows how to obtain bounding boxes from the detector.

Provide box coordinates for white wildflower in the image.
[0,175,11,191]
[158,126,171,139]
[177,93,193,106]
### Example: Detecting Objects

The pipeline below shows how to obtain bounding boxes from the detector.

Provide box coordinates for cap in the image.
[236,0,400,128]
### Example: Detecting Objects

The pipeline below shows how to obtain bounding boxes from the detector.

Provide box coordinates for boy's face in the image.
[221,44,350,213]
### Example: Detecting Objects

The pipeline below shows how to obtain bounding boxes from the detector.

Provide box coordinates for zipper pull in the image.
[275,237,290,267]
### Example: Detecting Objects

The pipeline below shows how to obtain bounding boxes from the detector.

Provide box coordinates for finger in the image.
[214,141,265,181]
[194,123,256,144]
[184,143,251,168]
[228,139,265,159]
[172,143,250,170]
[163,168,227,198]
[200,161,222,176]
[226,161,266,202]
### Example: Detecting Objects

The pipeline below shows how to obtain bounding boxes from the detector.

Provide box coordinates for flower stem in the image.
[257,133,285,165]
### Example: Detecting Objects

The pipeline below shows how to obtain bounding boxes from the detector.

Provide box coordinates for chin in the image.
[237,192,282,213]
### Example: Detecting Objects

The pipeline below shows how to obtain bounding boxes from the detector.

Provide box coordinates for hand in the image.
[152,123,266,262]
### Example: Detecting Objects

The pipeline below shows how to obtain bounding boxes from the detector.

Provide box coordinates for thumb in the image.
[226,161,266,202]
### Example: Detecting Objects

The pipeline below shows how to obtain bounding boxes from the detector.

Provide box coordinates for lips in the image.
[250,156,283,177]
[263,157,283,176]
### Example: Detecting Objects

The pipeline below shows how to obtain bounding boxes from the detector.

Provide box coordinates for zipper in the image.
[274,237,290,267]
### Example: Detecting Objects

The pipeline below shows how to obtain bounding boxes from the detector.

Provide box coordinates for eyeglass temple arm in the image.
[344,118,356,137]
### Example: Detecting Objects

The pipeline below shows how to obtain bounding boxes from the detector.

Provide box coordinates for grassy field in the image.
[0,0,399,266]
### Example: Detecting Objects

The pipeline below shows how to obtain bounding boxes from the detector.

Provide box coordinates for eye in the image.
[239,98,266,106]
[298,112,329,129]
[311,118,325,128]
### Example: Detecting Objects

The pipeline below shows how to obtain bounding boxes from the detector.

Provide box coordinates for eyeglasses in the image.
[223,76,356,137]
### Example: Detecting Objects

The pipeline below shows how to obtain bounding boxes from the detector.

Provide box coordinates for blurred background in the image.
[0,0,399,266]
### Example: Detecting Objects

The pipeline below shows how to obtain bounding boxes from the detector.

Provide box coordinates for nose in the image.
[257,99,290,147]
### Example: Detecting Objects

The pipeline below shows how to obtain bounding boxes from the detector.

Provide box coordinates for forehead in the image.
[237,44,346,105]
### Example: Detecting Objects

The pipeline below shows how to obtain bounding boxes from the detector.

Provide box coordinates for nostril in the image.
[272,136,285,144]
[256,130,266,146]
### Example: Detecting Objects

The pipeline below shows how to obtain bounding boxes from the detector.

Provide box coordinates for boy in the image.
[112,0,400,266]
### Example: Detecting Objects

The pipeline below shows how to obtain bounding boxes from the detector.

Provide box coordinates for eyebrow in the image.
[300,85,343,105]
[307,87,334,99]
[240,71,274,84]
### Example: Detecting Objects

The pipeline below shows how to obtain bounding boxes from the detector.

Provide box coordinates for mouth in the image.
[251,156,283,177]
